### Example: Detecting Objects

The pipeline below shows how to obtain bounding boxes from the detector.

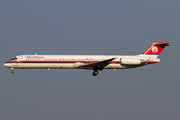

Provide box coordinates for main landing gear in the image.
[92,69,99,76]
[11,68,14,74]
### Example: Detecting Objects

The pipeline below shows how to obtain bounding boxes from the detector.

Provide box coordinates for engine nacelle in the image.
[120,58,145,65]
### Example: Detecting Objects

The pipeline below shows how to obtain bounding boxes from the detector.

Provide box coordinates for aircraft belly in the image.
[7,63,144,70]
[12,63,74,69]
[106,64,141,69]
[108,64,127,69]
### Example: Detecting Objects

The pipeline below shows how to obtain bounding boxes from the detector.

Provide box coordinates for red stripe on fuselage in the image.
[5,60,159,64]
[5,60,121,63]
[145,61,160,64]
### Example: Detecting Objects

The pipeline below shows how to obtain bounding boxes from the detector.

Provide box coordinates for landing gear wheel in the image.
[92,70,99,76]
[11,68,14,74]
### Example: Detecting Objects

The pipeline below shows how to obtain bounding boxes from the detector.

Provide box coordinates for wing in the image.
[78,58,116,70]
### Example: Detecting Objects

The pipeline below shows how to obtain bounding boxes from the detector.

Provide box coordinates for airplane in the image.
[4,41,171,76]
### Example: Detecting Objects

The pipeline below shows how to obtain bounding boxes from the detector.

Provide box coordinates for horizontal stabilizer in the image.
[153,41,173,46]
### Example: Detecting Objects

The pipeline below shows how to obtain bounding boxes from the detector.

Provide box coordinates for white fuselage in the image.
[4,54,160,70]
[4,41,170,76]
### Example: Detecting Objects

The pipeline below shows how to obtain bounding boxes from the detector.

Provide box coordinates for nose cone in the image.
[4,62,11,68]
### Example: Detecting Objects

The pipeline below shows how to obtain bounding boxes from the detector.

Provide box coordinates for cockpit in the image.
[10,57,18,60]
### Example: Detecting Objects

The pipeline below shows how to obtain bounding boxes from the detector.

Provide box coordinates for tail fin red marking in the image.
[143,41,170,54]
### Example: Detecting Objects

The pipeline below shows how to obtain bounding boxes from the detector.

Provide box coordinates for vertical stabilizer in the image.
[143,41,170,55]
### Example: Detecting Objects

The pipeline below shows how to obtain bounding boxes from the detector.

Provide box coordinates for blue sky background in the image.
[0,0,180,120]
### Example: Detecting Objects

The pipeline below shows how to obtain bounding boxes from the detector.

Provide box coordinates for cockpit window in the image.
[10,57,17,60]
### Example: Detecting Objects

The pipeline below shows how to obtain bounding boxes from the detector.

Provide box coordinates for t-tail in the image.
[144,41,170,54]
[139,41,171,58]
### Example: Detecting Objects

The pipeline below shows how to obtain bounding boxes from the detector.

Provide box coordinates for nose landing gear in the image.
[11,68,14,74]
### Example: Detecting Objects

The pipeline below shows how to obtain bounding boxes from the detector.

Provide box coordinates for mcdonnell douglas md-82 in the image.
[4,41,171,76]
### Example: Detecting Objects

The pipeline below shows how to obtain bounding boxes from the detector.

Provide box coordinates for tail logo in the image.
[152,46,158,53]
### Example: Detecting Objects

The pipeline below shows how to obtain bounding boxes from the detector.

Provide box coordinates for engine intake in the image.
[120,58,145,65]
